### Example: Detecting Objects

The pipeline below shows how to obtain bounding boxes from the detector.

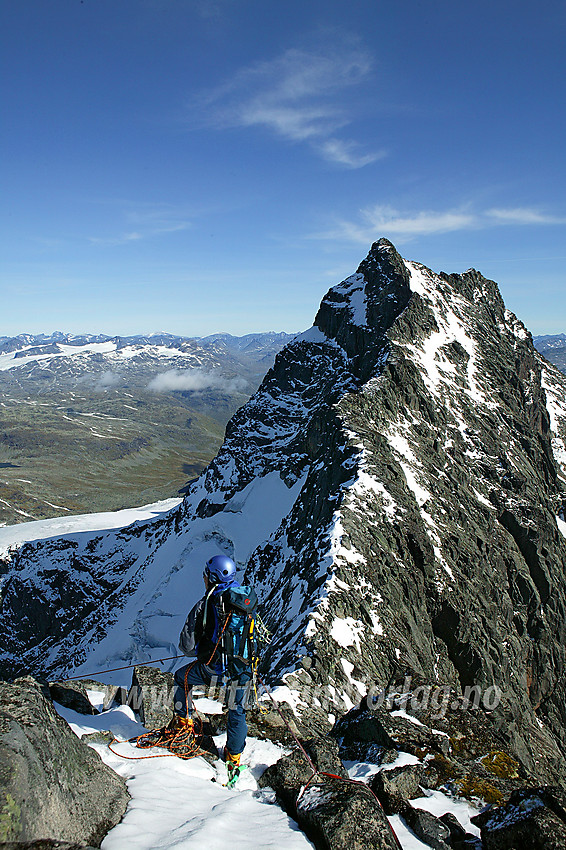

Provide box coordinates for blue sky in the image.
[1,0,565,337]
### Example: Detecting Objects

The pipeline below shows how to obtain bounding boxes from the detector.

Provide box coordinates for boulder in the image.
[439,811,468,842]
[0,677,129,846]
[102,685,129,711]
[246,705,307,745]
[471,786,566,849]
[370,763,424,814]
[130,665,174,730]
[48,681,97,716]
[400,803,452,849]
[258,736,347,814]
[297,779,399,850]
[258,736,398,849]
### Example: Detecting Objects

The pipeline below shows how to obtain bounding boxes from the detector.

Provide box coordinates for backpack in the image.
[198,583,262,679]
[221,585,259,679]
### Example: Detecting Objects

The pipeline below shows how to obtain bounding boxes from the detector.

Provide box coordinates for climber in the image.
[172,554,257,784]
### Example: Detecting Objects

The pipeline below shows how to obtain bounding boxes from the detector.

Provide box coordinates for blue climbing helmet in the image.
[204,554,236,584]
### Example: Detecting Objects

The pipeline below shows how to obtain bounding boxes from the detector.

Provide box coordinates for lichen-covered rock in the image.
[258,734,397,849]
[472,786,566,849]
[0,677,129,846]
[296,779,399,850]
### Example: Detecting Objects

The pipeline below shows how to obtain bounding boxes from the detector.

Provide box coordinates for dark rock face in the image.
[471,786,566,849]
[48,681,97,716]
[131,665,174,729]
[399,804,452,849]
[1,239,565,798]
[370,764,424,813]
[0,677,129,845]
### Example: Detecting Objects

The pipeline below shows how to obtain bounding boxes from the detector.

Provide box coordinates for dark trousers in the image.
[174,661,250,756]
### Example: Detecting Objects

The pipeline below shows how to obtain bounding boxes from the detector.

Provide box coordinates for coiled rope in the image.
[108,613,232,761]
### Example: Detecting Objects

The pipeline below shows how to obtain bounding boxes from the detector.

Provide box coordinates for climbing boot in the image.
[224,747,245,787]
[171,714,195,734]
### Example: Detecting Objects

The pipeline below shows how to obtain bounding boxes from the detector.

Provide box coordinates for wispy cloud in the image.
[313,204,566,244]
[88,202,192,246]
[148,368,247,393]
[486,207,566,225]
[195,44,382,168]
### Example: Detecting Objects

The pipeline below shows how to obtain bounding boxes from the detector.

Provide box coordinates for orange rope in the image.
[109,611,232,762]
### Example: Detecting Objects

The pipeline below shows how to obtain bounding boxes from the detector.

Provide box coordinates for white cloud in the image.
[147,368,247,393]
[94,371,121,390]
[88,202,192,246]
[88,231,143,246]
[313,204,566,244]
[486,207,566,225]
[317,139,387,169]
[196,44,381,168]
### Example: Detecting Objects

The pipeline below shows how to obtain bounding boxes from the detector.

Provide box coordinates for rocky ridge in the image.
[1,240,565,799]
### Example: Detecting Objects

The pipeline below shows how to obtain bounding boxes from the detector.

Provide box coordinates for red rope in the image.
[257,675,404,850]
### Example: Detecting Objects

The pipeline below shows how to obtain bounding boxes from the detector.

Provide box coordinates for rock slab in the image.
[259,737,398,849]
[0,677,129,846]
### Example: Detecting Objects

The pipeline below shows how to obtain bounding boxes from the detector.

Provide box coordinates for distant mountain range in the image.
[0,330,295,525]
[533,334,566,374]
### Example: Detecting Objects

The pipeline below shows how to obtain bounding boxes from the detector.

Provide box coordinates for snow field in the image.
[0,498,182,557]
[55,698,314,850]
[54,690,481,850]
[403,262,490,407]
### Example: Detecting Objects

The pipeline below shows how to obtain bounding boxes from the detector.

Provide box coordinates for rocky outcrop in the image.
[258,737,398,849]
[0,677,129,846]
[333,696,532,808]
[131,665,174,730]
[48,682,97,716]
[471,786,566,849]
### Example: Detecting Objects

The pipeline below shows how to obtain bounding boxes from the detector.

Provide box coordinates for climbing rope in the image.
[256,674,404,850]
[109,613,232,762]
[64,653,185,681]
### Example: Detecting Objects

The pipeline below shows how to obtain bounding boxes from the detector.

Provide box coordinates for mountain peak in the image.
[2,242,566,789]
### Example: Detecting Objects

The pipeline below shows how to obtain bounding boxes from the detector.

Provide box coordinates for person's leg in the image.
[225,678,251,757]
[173,662,211,719]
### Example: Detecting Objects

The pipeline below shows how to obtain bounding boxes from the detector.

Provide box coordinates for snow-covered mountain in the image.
[1,240,566,787]
[0,330,295,381]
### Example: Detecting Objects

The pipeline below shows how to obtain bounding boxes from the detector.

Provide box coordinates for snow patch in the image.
[330,617,364,652]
